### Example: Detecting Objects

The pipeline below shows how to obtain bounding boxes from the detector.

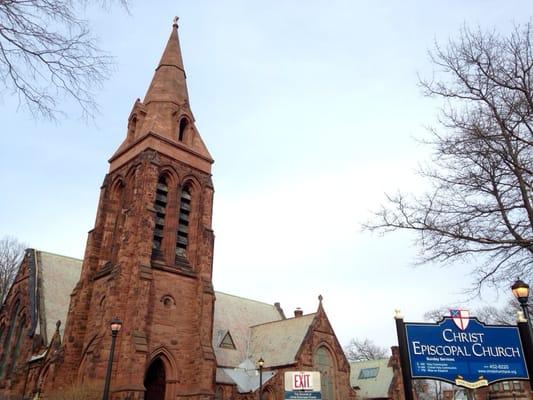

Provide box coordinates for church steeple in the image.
[110,18,212,173]
[50,19,217,398]
[144,17,188,106]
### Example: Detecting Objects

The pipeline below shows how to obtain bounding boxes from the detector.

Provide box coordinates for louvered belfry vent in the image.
[152,176,168,259]
[176,186,191,258]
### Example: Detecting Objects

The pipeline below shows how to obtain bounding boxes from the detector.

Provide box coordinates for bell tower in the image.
[50,19,216,400]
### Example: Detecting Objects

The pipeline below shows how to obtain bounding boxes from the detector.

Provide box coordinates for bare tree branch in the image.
[0,236,25,305]
[0,0,127,120]
[365,23,533,293]
[344,338,389,362]
[424,300,530,325]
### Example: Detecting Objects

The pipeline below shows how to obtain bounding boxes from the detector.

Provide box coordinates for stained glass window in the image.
[314,346,335,400]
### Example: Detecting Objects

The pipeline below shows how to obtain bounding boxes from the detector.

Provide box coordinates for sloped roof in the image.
[36,251,82,343]
[350,359,393,399]
[213,291,284,367]
[248,313,315,368]
[21,252,316,372]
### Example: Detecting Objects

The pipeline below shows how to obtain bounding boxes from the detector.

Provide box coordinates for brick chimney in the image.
[294,307,303,317]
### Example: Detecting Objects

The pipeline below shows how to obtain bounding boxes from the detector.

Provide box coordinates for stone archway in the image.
[144,358,166,400]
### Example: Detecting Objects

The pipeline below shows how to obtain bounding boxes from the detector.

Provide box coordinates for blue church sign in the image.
[405,317,529,387]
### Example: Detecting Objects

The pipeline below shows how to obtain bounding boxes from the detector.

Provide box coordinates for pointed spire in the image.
[109,18,213,172]
[144,17,189,105]
[317,294,324,312]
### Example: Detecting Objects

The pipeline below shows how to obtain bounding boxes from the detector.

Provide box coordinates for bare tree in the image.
[431,380,444,400]
[365,23,533,292]
[0,236,25,305]
[344,338,389,362]
[474,303,516,325]
[412,380,429,397]
[0,0,126,119]
[423,300,531,325]
[423,307,452,323]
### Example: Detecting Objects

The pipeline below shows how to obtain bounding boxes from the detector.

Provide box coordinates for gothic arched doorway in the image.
[144,358,166,400]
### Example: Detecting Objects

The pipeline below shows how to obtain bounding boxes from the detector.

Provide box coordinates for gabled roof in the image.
[213,291,284,367]
[350,359,394,399]
[11,249,321,374]
[248,313,316,368]
[36,251,82,343]
[5,249,84,345]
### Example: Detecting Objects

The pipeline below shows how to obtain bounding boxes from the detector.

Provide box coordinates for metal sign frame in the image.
[395,316,533,400]
[405,317,528,385]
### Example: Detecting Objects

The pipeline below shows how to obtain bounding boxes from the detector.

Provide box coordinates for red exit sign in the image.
[293,373,313,390]
[285,371,321,393]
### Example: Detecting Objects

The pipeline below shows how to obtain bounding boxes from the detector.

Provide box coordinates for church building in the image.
[0,21,356,400]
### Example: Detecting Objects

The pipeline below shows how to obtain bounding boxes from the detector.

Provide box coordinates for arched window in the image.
[175,185,191,259]
[215,387,224,400]
[177,118,188,142]
[9,315,26,374]
[313,346,336,400]
[0,301,20,377]
[108,179,125,264]
[152,176,169,259]
[128,116,137,139]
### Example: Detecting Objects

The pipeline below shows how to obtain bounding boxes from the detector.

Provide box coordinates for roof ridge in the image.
[35,249,83,262]
[214,291,278,308]
[250,312,316,329]
[350,358,391,366]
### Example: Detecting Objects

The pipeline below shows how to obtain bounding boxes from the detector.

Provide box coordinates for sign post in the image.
[395,313,415,400]
[517,318,533,387]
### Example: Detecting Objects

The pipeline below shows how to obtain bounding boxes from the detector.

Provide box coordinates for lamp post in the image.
[102,317,122,400]
[257,357,264,400]
[512,279,533,339]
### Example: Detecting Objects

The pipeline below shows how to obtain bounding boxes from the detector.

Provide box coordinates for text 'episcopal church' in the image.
[0,21,356,400]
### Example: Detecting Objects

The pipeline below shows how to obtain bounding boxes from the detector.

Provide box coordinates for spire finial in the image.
[144,17,186,105]
[318,294,323,303]
[173,16,179,27]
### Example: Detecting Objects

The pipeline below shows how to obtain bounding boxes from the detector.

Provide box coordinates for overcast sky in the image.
[1,0,531,351]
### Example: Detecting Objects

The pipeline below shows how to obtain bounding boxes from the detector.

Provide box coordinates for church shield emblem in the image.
[450,309,470,330]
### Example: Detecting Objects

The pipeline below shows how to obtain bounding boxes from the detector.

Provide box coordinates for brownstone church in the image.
[0,21,356,400]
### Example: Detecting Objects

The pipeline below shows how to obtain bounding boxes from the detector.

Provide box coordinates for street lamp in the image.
[257,357,264,400]
[512,279,533,338]
[102,317,122,400]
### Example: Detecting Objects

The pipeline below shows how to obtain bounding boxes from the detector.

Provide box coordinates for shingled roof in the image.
[248,313,316,367]
[213,291,284,367]
[350,358,394,399]
[9,250,319,385]
[36,251,82,343]
[5,250,84,345]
